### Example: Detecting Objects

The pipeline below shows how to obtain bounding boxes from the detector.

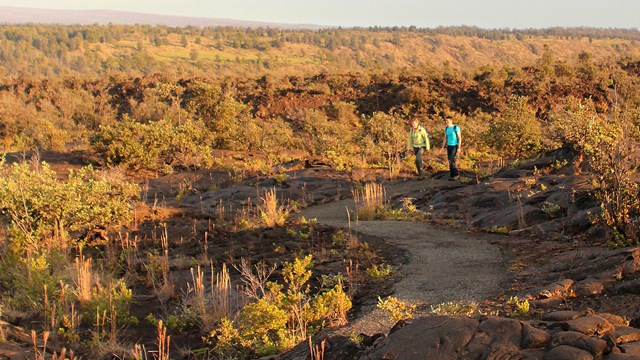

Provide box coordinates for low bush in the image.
[207,255,352,358]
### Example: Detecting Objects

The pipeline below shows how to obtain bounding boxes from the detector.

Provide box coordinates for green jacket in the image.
[407,126,430,151]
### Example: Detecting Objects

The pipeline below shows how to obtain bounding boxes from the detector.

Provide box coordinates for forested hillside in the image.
[1,25,639,78]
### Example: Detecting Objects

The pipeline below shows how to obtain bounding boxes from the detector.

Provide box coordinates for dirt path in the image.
[299,178,510,334]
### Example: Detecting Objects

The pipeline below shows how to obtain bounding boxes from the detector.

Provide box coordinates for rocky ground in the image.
[2,149,640,360]
[274,151,640,359]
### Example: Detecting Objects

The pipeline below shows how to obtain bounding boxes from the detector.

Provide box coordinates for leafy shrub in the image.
[549,97,618,170]
[366,264,393,280]
[377,296,415,322]
[91,116,214,172]
[541,201,561,216]
[236,293,289,355]
[484,95,543,159]
[590,129,640,245]
[259,117,298,155]
[506,296,530,317]
[430,300,478,316]
[312,281,351,327]
[81,279,136,327]
[288,108,355,168]
[209,256,352,358]
[0,158,139,252]
[489,225,509,234]
[184,80,258,150]
[356,112,406,170]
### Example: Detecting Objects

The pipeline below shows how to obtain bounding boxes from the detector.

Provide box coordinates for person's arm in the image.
[456,128,462,153]
[442,130,447,149]
[423,129,430,151]
[407,131,413,151]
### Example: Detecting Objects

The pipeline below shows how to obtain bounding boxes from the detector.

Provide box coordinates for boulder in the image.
[549,330,607,356]
[464,317,523,359]
[604,353,640,359]
[561,314,615,337]
[543,345,594,360]
[612,326,640,344]
[362,316,479,360]
[599,313,628,327]
[522,322,551,349]
[522,279,574,300]
[618,341,640,355]
[543,311,582,322]
[573,278,605,297]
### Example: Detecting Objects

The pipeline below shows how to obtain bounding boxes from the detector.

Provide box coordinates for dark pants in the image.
[447,145,459,178]
[413,147,425,175]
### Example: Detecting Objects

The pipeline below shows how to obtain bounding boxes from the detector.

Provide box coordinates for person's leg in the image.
[414,147,424,176]
[447,145,459,178]
[451,145,459,177]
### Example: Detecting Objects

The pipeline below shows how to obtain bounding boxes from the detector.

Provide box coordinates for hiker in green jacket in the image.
[407,117,430,177]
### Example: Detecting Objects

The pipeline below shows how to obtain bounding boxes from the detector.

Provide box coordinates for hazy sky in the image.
[1,0,639,29]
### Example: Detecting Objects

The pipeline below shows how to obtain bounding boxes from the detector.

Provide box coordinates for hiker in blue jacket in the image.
[406,117,430,177]
[442,117,461,180]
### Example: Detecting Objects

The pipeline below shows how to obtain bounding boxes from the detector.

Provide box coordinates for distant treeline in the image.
[1,24,639,79]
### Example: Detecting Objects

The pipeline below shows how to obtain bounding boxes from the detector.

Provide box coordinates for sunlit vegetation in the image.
[1,23,640,358]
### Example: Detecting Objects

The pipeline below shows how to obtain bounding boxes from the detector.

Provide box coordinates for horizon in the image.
[0,1,639,30]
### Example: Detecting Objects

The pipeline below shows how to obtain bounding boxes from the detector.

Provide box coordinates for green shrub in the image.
[590,129,640,245]
[209,256,353,358]
[430,300,478,316]
[541,201,561,216]
[356,112,406,170]
[377,296,415,322]
[312,281,352,327]
[484,95,543,159]
[366,264,393,280]
[507,296,530,317]
[489,225,509,234]
[90,116,214,172]
[548,97,619,170]
[0,159,139,252]
[184,80,257,150]
[81,279,136,327]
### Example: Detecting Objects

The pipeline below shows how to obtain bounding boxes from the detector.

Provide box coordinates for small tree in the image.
[356,112,406,173]
[189,49,199,61]
[590,128,639,246]
[548,96,618,171]
[485,95,543,159]
[184,80,256,150]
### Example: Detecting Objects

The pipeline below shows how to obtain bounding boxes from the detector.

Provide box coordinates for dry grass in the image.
[352,183,387,220]
[309,337,325,360]
[188,265,207,328]
[31,330,49,360]
[157,320,171,360]
[210,263,232,318]
[259,187,290,227]
[74,254,92,303]
[187,263,235,331]
[344,259,359,297]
